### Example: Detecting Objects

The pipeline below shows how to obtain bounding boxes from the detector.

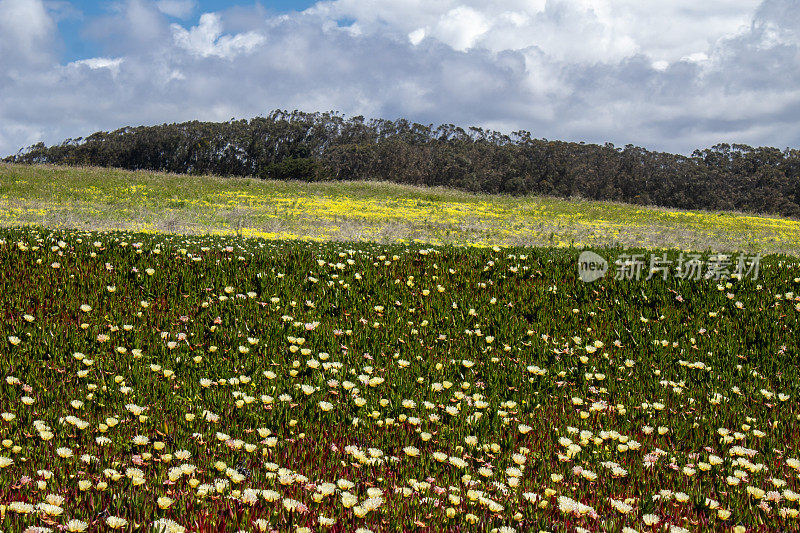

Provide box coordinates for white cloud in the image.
[651,60,669,71]
[432,6,489,51]
[305,0,761,62]
[1,0,800,159]
[156,0,196,19]
[171,12,265,58]
[0,0,56,67]
[681,52,709,63]
[408,28,425,46]
[69,57,124,71]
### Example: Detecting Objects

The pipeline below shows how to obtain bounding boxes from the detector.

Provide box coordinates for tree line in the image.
[5,110,800,217]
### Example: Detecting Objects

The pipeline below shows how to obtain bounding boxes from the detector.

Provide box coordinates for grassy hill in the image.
[2,162,799,254]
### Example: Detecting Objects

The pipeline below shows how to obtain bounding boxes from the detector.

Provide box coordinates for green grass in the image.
[2,162,799,254]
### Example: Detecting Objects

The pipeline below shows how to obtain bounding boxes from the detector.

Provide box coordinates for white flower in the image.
[66,519,89,532]
[106,516,128,529]
[403,446,420,457]
[152,518,185,533]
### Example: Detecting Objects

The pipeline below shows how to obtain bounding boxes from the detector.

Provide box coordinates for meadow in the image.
[0,226,799,532]
[2,163,800,255]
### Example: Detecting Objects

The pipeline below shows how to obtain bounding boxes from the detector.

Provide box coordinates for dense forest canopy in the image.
[6,110,800,218]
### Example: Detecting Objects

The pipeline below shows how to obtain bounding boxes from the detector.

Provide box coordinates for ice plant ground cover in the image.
[0,226,799,532]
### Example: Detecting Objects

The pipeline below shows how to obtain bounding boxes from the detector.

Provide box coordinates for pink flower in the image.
[643,453,660,467]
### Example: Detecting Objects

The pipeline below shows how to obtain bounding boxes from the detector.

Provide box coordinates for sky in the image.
[1,0,799,157]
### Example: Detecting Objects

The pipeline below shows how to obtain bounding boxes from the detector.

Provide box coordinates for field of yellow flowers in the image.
[2,163,800,254]
[1,226,799,532]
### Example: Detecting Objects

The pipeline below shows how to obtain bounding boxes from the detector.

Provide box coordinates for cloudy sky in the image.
[1,0,798,156]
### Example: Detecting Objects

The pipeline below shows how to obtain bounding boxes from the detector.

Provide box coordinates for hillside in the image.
[5,111,800,218]
[2,163,799,255]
